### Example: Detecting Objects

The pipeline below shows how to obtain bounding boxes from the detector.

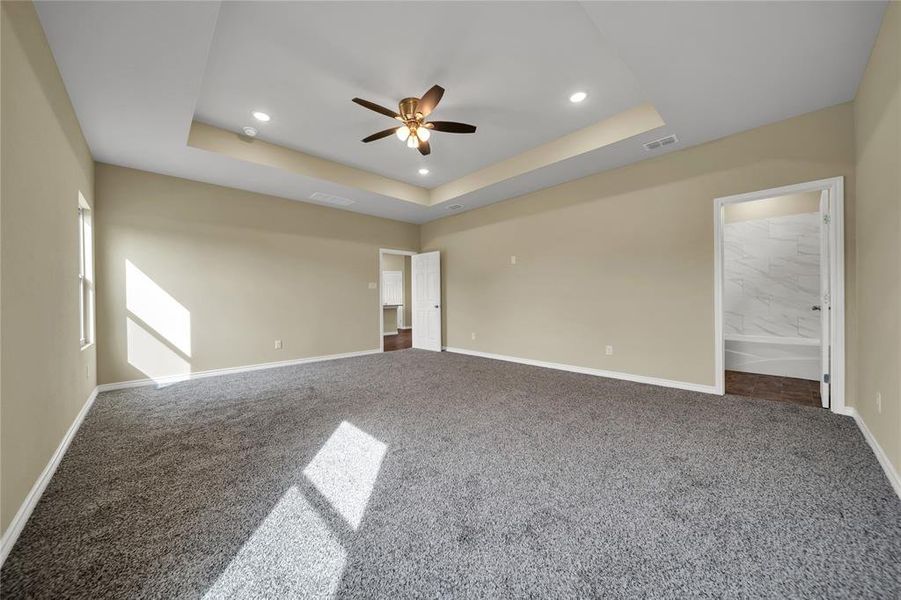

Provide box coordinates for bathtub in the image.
[725,335,821,381]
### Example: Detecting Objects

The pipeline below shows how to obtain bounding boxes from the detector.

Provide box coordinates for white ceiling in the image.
[35,1,886,224]
[196,2,644,187]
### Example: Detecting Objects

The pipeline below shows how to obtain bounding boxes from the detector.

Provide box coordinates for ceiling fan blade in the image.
[352,97,400,120]
[361,127,400,143]
[417,85,445,117]
[418,140,431,156]
[426,121,477,134]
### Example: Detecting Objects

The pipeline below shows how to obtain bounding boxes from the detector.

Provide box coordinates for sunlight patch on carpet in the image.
[203,486,346,599]
[303,421,387,530]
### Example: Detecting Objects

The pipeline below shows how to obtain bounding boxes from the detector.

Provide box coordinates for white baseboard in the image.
[1,348,381,567]
[444,348,899,499]
[443,347,718,395]
[838,407,901,499]
[97,349,380,392]
[0,386,99,567]
[398,326,412,330]
[382,330,399,337]
[2,352,896,573]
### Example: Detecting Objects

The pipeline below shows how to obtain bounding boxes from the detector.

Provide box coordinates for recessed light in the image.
[418,168,429,175]
[242,126,258,137]
[569,91,587,103]
[252,111,271,122]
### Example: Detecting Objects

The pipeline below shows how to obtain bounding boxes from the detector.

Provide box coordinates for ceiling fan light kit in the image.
[353,85,477,156]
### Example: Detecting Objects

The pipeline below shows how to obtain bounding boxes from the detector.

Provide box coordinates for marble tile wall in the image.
[724,212,822,340]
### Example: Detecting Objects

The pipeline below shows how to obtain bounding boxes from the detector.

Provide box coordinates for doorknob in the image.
[434,305,440,308]
[812,305,821,311]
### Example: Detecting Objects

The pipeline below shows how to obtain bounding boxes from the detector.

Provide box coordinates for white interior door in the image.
[412,251,442,351]
[819,190,831,408]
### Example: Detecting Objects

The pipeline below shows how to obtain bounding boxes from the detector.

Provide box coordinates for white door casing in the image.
[378,249,417,351]
[412,251,442,351]
[819,190,831,408]
[713,176,845,415]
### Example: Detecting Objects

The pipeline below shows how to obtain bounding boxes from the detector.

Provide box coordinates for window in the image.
[78,193,94,347]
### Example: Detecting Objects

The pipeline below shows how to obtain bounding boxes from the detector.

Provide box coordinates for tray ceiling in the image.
[34,1,886,223]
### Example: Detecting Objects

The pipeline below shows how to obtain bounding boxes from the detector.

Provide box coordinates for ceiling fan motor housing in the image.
[399,97,422,122]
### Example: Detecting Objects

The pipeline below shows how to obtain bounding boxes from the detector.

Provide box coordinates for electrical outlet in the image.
[274,339,282,350]
[510,255,516,265]
[605,345,614,356]
[471,332,476,340]
[876,391,882,414]
[368,282,377,289]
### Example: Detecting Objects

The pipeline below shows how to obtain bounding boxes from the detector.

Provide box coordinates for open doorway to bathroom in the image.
[379,249,415,352]
[714,178,845,413]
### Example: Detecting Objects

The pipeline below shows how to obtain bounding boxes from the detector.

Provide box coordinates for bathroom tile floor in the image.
[725,370,822,408]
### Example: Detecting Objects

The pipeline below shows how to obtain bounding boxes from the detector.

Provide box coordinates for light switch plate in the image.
[368,282,377,289]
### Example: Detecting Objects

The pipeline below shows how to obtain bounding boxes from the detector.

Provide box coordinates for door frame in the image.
[713,176,845,414]
[378,248,417,352]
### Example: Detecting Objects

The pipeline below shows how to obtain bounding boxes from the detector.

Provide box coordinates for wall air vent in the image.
[310,192,355,206]
[447,204,464,211]
[643,134,678,151]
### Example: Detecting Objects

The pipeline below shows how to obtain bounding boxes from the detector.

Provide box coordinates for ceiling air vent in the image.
[310,192,355,207]
[447,204,464,211]
[643,134,678,151]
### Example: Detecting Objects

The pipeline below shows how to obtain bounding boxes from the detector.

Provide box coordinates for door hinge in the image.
[823,214,831,224]
[823,373,830,384]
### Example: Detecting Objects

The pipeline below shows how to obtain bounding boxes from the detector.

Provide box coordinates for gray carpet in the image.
[2,350,900,599]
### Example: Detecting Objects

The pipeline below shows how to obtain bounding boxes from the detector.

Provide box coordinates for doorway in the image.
[714,177,845,413]
[379,249,414,352]
[378,249,443,353]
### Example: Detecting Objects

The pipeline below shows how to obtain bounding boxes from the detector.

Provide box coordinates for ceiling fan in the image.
[352,85,477,156]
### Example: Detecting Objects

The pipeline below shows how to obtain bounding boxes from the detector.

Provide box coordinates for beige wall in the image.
[383,307,398,334]
[94,164,419,385]
[1,2,97,534]
[382,253,405,273]
[853,1,900,474]
[724,191,820,223]
[421,103,856,387]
